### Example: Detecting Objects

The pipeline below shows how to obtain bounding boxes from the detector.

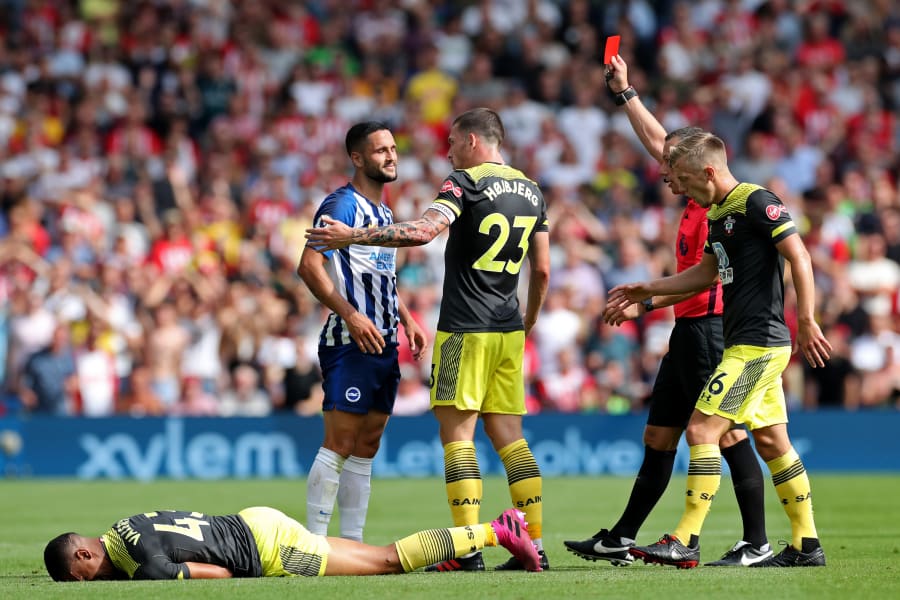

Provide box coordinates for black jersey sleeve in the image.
[430,171,467,221]
[746,188,797,244]
[133,557,190,580]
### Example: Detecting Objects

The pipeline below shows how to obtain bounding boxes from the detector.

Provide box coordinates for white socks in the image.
[306,449,374,541]
[306,447,345,535]
[337,456,373,542]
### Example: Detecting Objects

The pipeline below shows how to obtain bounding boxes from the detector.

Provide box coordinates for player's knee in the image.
[352,437,382,458]
[482,418,523,449]
[323,437,356,458]
[750,428,789,460]
[643,426,681,451]
[719,428,749,448]
[684,422,719,446]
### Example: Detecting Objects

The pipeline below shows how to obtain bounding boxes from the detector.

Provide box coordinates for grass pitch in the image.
[1,475,898,599]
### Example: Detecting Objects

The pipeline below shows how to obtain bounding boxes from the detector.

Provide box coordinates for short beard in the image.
[365,165,397,183]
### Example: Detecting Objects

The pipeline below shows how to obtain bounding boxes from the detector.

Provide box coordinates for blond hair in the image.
[667,131,727,171]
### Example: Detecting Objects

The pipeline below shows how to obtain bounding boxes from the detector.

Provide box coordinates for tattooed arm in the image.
[306,209,451,250]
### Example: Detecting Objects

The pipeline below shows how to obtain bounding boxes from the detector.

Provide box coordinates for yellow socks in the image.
[395,524,493,572]
[498,439,543,544]
[767,447,818,549]
[673,444,721,545]
[444,441,482,526]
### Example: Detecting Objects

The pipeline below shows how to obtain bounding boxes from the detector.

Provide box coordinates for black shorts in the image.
[646,315,724,429]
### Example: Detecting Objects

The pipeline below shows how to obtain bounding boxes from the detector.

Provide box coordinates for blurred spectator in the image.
[847,225,900,317]
[403,42,457,127]
[18,324,76,415]
[144,301,189,409]
[119,364,167,417]
[0,0,896,416]
[8,288,56,381]
[74,322,117,417]
[171,376,219,417]
[277,337,322,417]
[803,323,861,410]
[532,287,584,381]
[850,312,900,408]
[537,347,598,413]
[219,363,270,417]
[392,364,430,417]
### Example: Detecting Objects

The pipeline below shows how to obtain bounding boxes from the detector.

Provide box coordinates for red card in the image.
[604,35,621,65]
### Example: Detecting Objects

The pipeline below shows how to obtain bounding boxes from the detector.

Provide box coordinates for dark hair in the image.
[452,108,504,146]
[345,121,391,156]
[665,126,704,142]
[44,532,77,582]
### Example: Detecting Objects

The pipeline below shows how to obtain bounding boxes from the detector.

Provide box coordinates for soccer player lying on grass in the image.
[44,506,541,581]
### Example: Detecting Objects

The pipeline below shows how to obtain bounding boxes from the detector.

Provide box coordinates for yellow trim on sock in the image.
[767,448,818,547]
[673,444,721,544]
[498,439,527,460]
[395,525,488,572]
[765,447,799,475]
[444,441,482,526]
[498,438,543,541]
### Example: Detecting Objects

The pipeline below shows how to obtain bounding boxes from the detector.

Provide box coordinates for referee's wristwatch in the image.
[641,298,655,313]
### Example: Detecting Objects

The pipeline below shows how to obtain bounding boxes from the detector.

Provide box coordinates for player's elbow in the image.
[296,262,310,283]
[297,253,317,282]
[532,264,550,286]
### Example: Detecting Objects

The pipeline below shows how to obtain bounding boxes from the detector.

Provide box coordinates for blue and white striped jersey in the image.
[310,184,399,347]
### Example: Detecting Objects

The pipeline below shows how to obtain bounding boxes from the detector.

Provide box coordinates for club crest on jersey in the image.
[440,179,463,198]
[724,215,736,235]
[766,204,786,221]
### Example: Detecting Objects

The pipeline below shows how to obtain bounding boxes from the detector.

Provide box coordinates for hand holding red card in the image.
[604,35,620,65]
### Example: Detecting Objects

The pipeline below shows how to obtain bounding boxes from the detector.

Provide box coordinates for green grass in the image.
[2,475,898,599]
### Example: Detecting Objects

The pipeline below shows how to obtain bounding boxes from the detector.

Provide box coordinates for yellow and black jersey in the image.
[428,163,548,333]
[101,510,261,580]
[704,183,796,348]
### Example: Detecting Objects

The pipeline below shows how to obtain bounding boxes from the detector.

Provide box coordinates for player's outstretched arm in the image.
[607,54,668,163]
[602,291,702,326]
[184,562,233,579]
[607,254,719,313]
[777,234,832,368]
[306,209,450,250]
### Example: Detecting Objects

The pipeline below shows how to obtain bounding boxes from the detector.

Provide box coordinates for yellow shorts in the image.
[238,507,331,577]
[430,330,526,415]
[694,344,791,430]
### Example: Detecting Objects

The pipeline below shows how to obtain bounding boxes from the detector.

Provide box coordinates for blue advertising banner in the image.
[0,411,897,480]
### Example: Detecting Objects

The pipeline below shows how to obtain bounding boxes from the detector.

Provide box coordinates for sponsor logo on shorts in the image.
[345,387,361,403]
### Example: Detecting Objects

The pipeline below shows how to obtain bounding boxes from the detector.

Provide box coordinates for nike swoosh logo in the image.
[741,551,771,566]
[593,539,629,553]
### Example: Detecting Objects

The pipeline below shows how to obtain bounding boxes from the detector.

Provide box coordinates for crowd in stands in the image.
[1,0,898,418]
